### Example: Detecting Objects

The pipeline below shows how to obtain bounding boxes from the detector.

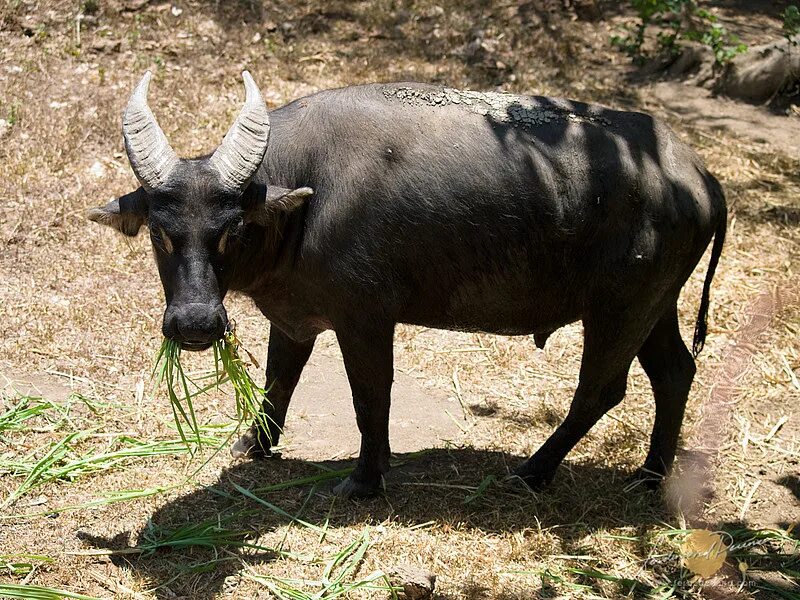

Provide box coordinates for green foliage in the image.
[0,395,58,433]
[684,22,747,66]
[612,0,747,67]
[6,101,20,125]
[0,554,53,576]
[0,432,225,507]
[784,5,800,45]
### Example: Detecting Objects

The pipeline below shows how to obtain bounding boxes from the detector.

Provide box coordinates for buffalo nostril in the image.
[162,309,179,340]
[170,303,227,344]
[215,307,228,335]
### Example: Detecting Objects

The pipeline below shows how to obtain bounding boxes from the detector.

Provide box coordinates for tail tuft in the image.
[692,182,727,357]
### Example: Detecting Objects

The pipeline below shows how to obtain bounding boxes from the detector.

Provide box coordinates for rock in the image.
[90,37,121,53]
[666,42,714,84]
[0,119,10,140]
[88,160,107,179]
[386,564,436,599]
[123,0,150,10]
[421,5,444,20]
[714,36,800,103]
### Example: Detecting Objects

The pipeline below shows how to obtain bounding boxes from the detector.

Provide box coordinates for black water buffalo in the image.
[89,72,726,497]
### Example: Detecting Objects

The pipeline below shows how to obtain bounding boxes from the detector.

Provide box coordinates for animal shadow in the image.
[81,447,668,599]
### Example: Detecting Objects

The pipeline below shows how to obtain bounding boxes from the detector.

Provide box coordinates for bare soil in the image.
[276,346,465,459]
[647,81,800,157]
[0,1,798,599]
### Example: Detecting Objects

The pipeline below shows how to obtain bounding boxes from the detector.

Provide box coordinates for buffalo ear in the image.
[245,185,313,226]
[87,188,149,237]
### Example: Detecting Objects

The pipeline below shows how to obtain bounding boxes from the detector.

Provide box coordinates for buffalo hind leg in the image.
[231,326,316,459]
[515,313,653,490]
[635,305,696,486]
[333,322,394,498]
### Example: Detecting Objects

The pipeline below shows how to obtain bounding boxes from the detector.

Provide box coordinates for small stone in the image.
[90,37,121,53]
[171,5,182,16]
[387,564,436,600]
[0,119,10,139]
[25,495,48,507]
[123,0,150,10]
[89,160,107,179]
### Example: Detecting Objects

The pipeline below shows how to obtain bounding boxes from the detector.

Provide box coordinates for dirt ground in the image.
[0,1,798,599]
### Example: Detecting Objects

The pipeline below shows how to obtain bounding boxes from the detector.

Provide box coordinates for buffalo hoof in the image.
[511,464,555,492]
[332,474,383,499]
[230,428,274,460]
[626,467,665,491]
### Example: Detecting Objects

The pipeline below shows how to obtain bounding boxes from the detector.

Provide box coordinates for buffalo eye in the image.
[217,227,231,254]
[151,226,174,254]
[218,218,244,254]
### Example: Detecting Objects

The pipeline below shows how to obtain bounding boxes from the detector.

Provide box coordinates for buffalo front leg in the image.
[333,322,394,498]
[231,326,316,459]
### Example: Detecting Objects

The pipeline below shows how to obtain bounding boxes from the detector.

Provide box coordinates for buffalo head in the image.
[89,72,311,350]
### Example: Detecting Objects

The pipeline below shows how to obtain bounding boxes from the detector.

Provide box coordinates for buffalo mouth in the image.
[180,341,214,352]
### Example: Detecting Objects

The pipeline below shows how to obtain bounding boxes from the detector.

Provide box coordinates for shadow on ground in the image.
[715,518,800,598]
[80,448,665,599]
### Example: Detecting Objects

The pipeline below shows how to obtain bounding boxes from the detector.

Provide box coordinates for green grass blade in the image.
[152,334,274,453]
[0,584,101,599]
[242,572,312,600]
[2,432,81,506]
[252,468,353,495]
[0,485,179,520]
[0,395,57,432]
[231,482,326,534]
[172,352,202,447]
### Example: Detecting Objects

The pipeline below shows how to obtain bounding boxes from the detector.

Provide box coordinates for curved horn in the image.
[123,71,179,192]
[210,71,270,193]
